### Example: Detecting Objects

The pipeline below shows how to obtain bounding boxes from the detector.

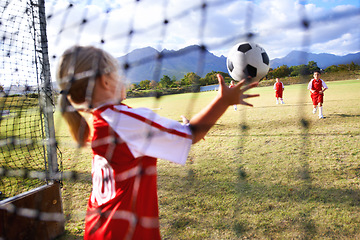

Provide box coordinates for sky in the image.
[44,0,360,61]
[1,0,360,87]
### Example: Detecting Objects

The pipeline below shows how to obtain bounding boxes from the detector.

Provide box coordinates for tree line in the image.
[128,71,231,91]
[266,61,360,79]
[0,61,358,96]
[130,61,360,91]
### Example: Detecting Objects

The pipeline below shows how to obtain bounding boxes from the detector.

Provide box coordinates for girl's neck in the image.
[92,98,121,109]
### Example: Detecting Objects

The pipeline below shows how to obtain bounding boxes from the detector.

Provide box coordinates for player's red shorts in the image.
[275,91,283,98]
[311,92,323,105]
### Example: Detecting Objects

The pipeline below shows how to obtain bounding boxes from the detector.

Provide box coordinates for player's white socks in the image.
[276,99,279,104]
[281,99,285,104]
[312,106,318,114]
[319,106,323,119]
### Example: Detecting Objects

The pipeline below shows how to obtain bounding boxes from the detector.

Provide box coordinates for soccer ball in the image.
[226,42,270,83]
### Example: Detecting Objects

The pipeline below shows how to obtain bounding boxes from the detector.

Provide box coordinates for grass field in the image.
[57,79,360,239]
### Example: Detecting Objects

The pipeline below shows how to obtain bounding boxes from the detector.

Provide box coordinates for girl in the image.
[273,78,285,104]
[56,45,259,240]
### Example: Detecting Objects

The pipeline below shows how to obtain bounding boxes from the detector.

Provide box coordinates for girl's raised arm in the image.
[189,74,259,143]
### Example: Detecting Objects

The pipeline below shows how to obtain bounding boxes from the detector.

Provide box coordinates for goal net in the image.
[1,0,359,239]
[0,0,58,200]
[0,0,62,239]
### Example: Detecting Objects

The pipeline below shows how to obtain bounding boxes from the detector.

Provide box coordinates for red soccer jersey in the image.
[84,103,192,240]
[312,79,322,92]
[274,82,283,91]
[274,82,284,98]
[308,78,328,93]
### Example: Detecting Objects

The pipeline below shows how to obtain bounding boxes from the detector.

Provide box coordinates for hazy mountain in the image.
[270,50,360,69]
[117,46,360,83]
[117,45,227,83]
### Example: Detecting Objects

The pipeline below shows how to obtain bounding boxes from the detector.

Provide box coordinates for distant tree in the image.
[339,62,360,71]
[300,64,311,75]
[325,65,339,73]
[0,85,3,92]
[159,75,173,88]
[348,62,358,71]
[307,61,320,73]
[139,80,151,89]
[180,72,200,86]
[289,65,299,76]
[170,76,178,88]
[265,68,274,79]
[324,62,360,73]
[289,64,310,76]
[173,80,181,87]
[150,80,157,89]
[200,71,230,86]
[337,64,349,71]
[202,71,217,85]
[272,65,291,78]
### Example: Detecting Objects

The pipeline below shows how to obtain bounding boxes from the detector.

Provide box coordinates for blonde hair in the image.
[56,46,119,146]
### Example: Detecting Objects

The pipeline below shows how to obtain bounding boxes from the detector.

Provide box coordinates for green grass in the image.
[57,79,360,239]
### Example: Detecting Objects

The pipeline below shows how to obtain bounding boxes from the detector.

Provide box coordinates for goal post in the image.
[38,0,59,180]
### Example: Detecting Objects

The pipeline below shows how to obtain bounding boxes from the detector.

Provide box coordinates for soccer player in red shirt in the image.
[273,78,285,104]
[56,46,260,240]
[307,71,328,119]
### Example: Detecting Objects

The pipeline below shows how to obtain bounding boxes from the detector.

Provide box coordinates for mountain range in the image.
[117,45,227,83]
[117,45,360,83]
[270,50,360,69]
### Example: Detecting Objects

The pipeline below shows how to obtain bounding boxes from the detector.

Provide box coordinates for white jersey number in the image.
[91,155,116,205]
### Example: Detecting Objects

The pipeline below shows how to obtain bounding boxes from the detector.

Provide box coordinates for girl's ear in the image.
[97,74,111,90]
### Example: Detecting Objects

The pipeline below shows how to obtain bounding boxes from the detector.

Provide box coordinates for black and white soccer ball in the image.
[226,42,270,83]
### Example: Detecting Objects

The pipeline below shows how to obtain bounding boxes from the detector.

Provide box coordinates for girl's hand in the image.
[217,74,259,107]
[189,74,260,143]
